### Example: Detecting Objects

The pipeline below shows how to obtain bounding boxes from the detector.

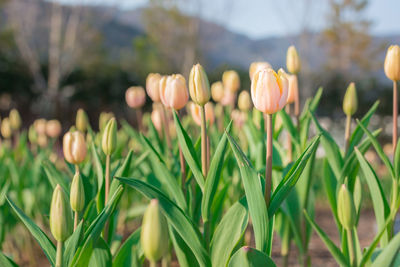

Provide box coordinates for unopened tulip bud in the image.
[50,185,73,242]
[37,134,48,148]
[151,108,163,132]
[99,112,114,131]
[384,45,400,81]
[337,184,356,230]
[286,74,299,104]
[238,91,252,112]
[286,45,300,74]
[70,172,85,212]
[9,109,21,131]
[190,102,215,126]
[189,64,211,106]
[146,73,162,102]
[251,68,288,114]
[28,125,38,144]
[76,109,89,132]
[222,70,240,92]
[159,74,189,110]
[102,118,117,156]
[343,82,358,116]
[1,117,12,139]
[231,109,246,128]
[211,81,224,102]
[249,61,272,80]
[63,131,87,164]
[141,199,169,262]
[34,119,47,135]
[220,90,236,107]
[46,120,62,138]
[126,86,146,109]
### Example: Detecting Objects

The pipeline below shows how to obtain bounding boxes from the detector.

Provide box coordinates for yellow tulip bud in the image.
[63,131,87,164]
[189,64,211,106]
[141,199,169,262]
[222,70,240,92]
[70,172,85,212]
[99,112,114,131]
[384,45,400,81]
[343,82,358,116]
[286,45,300,74]
[102,118,117,156]
[337,184,356,230]
[238,91,252,112]
[50,185,73,242]
[9,109,21,131]
[76,109,89,132]
[211,81,224,103]
[1,117,12,139]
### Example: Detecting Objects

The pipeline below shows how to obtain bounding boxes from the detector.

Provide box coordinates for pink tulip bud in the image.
[46,120,62,138]
[159,74,189,110]
[251,68,288,114]
[146,73,162,102]
[189,102,215,126]
[286,74,299,104]
[231,109,246,128]
[63,131,87,164]
[220,90,236,107]
[126,86,146,109]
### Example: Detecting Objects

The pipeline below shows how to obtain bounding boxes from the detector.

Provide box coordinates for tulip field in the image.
[1,45,400,267]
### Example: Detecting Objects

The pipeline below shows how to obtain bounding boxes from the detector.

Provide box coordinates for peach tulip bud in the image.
[159,74,189,110]
[34,119,47,136]
[126,86,146,109]
[286,74,299,104]
[238,91,252,112]
[222,70,240,92]
[286,45,300,74]
[384,45,400,81]
[249,61,272,80]
[220,90,236,107]
[190,102,215,126]
[146,73,162,102]
[151,108,163,132]
[211,81,224,102]
[189,64,211,106]
[37,134,48,148]
[251,68,288,114]
[46,120,62,138]
[63,131,87,164]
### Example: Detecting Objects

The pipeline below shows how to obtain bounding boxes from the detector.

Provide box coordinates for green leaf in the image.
[173,111,205,190]
[211,198,249,267]
[303,211,349,266]
[113,227,141,267]
[269,136,320,217]
[228,246,276,267]
[117,178,210,267]
[91,142,104,192]
[0,251,19,267]
[278,109,300,146]
[395,137,400,179]
[6,197,56,266]
[201,123,231,222]
[42,160,69,194]
[64,221,84,266]
[89,238,112,267]
[227,133,269,253]
[372,230,400,266]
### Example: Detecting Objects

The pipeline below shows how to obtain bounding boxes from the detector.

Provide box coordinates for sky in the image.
[54,0,400,39]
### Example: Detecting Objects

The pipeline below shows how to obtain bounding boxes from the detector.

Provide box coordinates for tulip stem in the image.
[286,104,293,162]
[393,81,398,154]
[161,106,172,149]
[200,105,208,177]
[105,155,110,204]
[344,114,352,155]
[347,229,357,267]
[74,211,78,231]
[177,111,186,195]
[265,114,273,207]
[56,241,63,267]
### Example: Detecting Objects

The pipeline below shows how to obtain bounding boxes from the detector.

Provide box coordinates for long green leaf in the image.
[228,246,276,267]
[64,221,84,266]
[372,231,400,266]
[0,251,19,267]
[113,227,141,267]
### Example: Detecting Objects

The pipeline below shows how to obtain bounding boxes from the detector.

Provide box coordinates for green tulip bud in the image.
[337,184,356,230]
[189,63,211,106]
[9,109,21,131]
[102,118,117,156]
[28,125,38,144]
[140,199,169,262]
[50,185,73,242]
[70,172,85,212]
[343,82,358,116]
[76,109,89,132]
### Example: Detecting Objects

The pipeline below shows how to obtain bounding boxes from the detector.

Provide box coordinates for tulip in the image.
[159,74,189,110]
[76,109,89,132]
[70,172,85,229]
[286,45,300,74]
[249,61,272,80]
[34,119,47,135]
[141,199,169,264]
[99,112,114,131]
[189,64,211,106]
[63,131,87,165]
[50,185,73,267]
[190,102,215,127]
[102,118,117,205]
[151,107,163,133]
[343,83,357,154]
[286,74,299,105]
[9,109,21,131]
[28,125,38,144]
[46,120,62,138]
[146,73,162,102]
[211,81,224,102]
[1,117,12,139]
[37,134,48,148]
[231,109,246,129]
[220,89,236,107]
[126,86,146,109]
[238,91,252,112]
[222,70,240,92]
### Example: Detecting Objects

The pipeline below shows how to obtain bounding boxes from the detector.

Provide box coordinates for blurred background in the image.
[0,0,399,129]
